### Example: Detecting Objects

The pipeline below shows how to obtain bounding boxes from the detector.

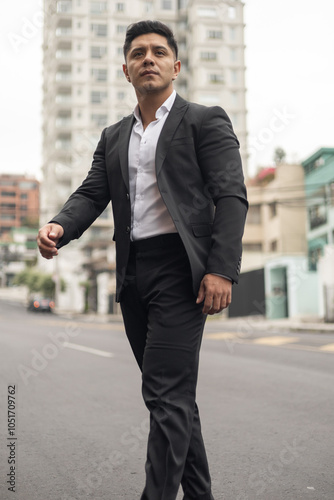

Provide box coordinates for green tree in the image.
[13,268,66,298]
[273,147,286,165]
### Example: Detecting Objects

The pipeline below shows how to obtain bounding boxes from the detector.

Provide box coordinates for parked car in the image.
[27,296,55,312]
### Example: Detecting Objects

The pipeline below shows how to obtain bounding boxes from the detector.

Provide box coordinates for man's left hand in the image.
[196,274,232,315]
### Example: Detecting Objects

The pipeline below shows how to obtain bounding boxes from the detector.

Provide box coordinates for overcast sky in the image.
[0,0,333,179]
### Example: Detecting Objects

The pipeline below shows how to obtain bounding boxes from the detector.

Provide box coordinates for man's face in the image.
[123,33,181,97]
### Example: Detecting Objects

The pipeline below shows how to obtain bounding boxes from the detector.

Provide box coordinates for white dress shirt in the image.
[128,90,178,241]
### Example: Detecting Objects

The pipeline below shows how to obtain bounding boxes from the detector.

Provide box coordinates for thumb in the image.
[49,225,63,240]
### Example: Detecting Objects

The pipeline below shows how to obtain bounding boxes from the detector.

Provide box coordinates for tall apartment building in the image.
[41,0,247,311]
[42,0,247,222]
[0,175,39,239]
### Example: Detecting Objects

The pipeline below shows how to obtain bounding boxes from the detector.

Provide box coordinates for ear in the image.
[172,60,181,81]
[123,64,131,82]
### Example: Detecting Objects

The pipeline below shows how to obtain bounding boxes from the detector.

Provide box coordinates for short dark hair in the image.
[123,20,178,60]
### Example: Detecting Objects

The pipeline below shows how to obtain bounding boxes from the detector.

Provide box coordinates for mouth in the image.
[141,71,158,77]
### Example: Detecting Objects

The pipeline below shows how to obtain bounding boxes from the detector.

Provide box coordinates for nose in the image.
[143,51,155,65]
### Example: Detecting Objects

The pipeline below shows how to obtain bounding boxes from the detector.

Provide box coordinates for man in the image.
[37,20,248,500]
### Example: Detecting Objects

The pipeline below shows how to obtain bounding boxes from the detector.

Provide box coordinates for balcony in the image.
[56,117,72,128]
[57,1,72,13]
[56,72,72,82]
[56,27,72,37]
[56,50,72,59]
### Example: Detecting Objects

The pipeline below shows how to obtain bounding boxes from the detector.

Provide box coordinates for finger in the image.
[202,292,214,314]
[206,293,222,315]
[196,282,205,304]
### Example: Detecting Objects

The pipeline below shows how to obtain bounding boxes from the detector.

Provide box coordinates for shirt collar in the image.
[133,90,176,123]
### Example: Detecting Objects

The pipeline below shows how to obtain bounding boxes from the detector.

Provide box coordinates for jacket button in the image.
[126,226,130,233]
[126,193,130,200]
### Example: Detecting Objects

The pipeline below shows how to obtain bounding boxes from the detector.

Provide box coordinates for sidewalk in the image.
[58,311,334,334]
[213,314,334,334]
[1,287,333,334]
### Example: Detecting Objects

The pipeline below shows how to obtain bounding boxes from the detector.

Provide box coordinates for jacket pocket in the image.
[170,137,194,146]
[191,223,213,237]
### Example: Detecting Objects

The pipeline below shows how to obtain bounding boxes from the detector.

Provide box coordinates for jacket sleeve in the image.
[196,106,248,283]
[50,128,110,248]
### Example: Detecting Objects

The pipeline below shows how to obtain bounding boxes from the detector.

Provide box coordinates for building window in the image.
[91,23,108,37]
[269,202,277,218]
[197,7,216,17]
[56,137,71,150]
[91,90,108,104]
[178,0,188,8]
[330,182,334,206]
[0,203,16,209]
[309,205,327,229]
[21,193,28,199]
[207,30,223,40]
[0,214,16,221]
[117,69,124,78]
[270,240,278,252]
[116,24,127,34]
[200,52,217,61]
[208,73,224,84]
[117,46,123,57]
[228,6,236,19]
[91,114,108,126]
[91,46,107,58]
[117,91,125,100]
[91,68,108,81]
[230,47,237,62]
[90,1,107,14]
[230,69,238,84]
[57,1,72,13]
[144,1,153,13]
[1,191,16,197]
[229,26,236,40]
[243,243,262,252]
[18,182,37,190]
[162,0,172,9]
[247,204,261,224]
[20,205,28,211]
[116,2,125,11]
[309,246,325,271]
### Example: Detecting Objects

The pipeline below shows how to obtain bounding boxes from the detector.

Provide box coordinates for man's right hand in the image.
[37,223,64,260]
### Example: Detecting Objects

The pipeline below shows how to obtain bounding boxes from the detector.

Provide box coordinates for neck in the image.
[136,88,174,129]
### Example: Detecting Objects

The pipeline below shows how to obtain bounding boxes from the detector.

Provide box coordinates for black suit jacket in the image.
[52,94,248,301]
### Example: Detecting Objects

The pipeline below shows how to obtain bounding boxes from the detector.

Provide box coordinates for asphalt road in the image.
[0,298,333,500]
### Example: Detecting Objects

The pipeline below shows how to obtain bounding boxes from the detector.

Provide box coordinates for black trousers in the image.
[120,233,215,500]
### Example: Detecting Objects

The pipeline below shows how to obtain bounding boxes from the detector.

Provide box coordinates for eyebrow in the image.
[130,44,169,55]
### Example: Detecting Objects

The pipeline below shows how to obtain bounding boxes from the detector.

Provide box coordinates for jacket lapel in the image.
[118,114,135,189]
[156,94,189,177]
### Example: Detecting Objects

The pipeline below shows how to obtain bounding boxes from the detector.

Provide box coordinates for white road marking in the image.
[252,336,300,346]
[62,342,114,358]
[205,332,240,340]
[319,343,334,352]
